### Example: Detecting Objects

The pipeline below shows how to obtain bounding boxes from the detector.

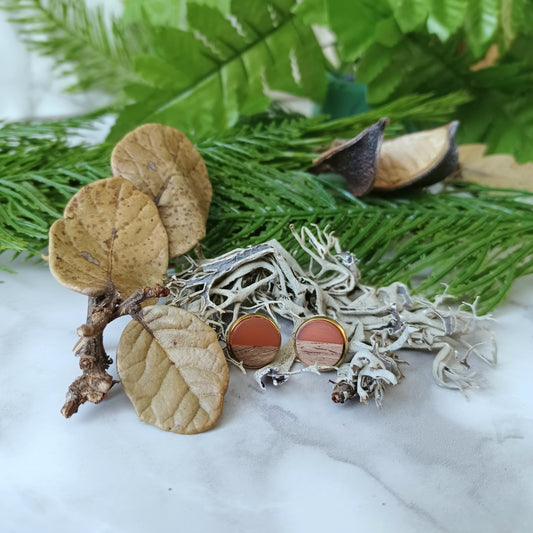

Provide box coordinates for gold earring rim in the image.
[225,313,282,361]
[294,316,348,367]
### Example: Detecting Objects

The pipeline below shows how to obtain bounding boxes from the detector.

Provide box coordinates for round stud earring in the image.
[226,313,282,369]
[294,316,348,368]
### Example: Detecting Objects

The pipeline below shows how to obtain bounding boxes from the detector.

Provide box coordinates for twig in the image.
[61,284,170,418]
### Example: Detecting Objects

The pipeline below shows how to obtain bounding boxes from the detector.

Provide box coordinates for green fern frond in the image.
[0,0,147,93]
[108,0,327,141]
[297,0,533,162]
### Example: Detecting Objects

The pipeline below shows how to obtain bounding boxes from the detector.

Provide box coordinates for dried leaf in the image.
[110,123,212,258]
[469,44,499,72]
[374,121,459,191]
[458,144,533,192]
[117,305,229,434]
[49,177,168,298]
[311,118,388,196]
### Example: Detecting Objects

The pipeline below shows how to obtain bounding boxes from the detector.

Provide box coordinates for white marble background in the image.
[1,6,533,533]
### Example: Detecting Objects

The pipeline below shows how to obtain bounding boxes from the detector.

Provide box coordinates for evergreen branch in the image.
[0,0,147,93]
[195,103,533,313]
[0,115,111,268]
[2,100,532,312]
[1,92,457,264]
[203,166,533,315]
[197,91,471,168]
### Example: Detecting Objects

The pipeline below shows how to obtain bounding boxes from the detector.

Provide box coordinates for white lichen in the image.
[165,225,496,405]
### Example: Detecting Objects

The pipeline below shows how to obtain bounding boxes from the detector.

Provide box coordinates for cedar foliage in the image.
[2,105,532,314]
[1,0,532,312]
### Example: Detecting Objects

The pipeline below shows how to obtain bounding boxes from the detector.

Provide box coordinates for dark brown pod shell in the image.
[311,118,389,196]
[373,121,459,192]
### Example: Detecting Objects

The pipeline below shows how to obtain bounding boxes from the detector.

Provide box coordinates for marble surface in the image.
[2,255,533,533]
[1,10,533,533]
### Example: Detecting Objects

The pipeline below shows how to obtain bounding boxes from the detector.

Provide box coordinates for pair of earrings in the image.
[226,313,348,369]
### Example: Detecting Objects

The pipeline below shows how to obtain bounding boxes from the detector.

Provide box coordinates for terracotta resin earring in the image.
[226,314,282,368]
[294,317,348,367]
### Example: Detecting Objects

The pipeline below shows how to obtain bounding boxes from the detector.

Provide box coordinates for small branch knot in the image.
[62,283,168,418]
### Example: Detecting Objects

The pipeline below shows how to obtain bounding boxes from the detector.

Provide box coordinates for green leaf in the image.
[365,45,411,104]
[500,0,533,48]
[356,44,394,84]
[297,0,391,60]
[329,0,390,60]
[374,17,403,47]
[485,98,533,163]
[464,0,501,58]
[292,0,329,26]
[122,0,232,28]
[109,0,327,141]
[426,0,468,41]
[187,2,248,59]
[388,0,428,33]
[122,0,185,27]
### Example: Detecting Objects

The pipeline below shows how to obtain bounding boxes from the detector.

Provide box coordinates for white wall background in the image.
[0,0,122,122]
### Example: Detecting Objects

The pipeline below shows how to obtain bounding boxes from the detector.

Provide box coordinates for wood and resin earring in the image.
[294,317,348,367]
[226,313,282,369]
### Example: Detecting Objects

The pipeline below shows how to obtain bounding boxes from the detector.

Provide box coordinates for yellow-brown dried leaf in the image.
[117,305,229,434]
[458,144,533,192]
[110,124,212,258]
[49,177,168,298]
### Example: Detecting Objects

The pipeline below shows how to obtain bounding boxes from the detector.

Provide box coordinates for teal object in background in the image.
[314,73,370,119]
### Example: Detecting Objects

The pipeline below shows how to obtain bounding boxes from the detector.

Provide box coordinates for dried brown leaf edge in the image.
[458,144,533,192]
[49,176,168,299]
[111,123,212,258]
[117,305,229,434]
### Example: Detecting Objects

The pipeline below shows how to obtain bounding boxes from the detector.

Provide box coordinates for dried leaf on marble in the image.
[49,176,168,299]
[117,304,229,434]
[458,144,533,192]
[111,123,212,258]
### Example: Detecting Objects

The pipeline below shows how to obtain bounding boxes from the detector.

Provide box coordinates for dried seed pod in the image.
[373,121,459,192]
[312,118,388,196]
[111,123,212,258]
